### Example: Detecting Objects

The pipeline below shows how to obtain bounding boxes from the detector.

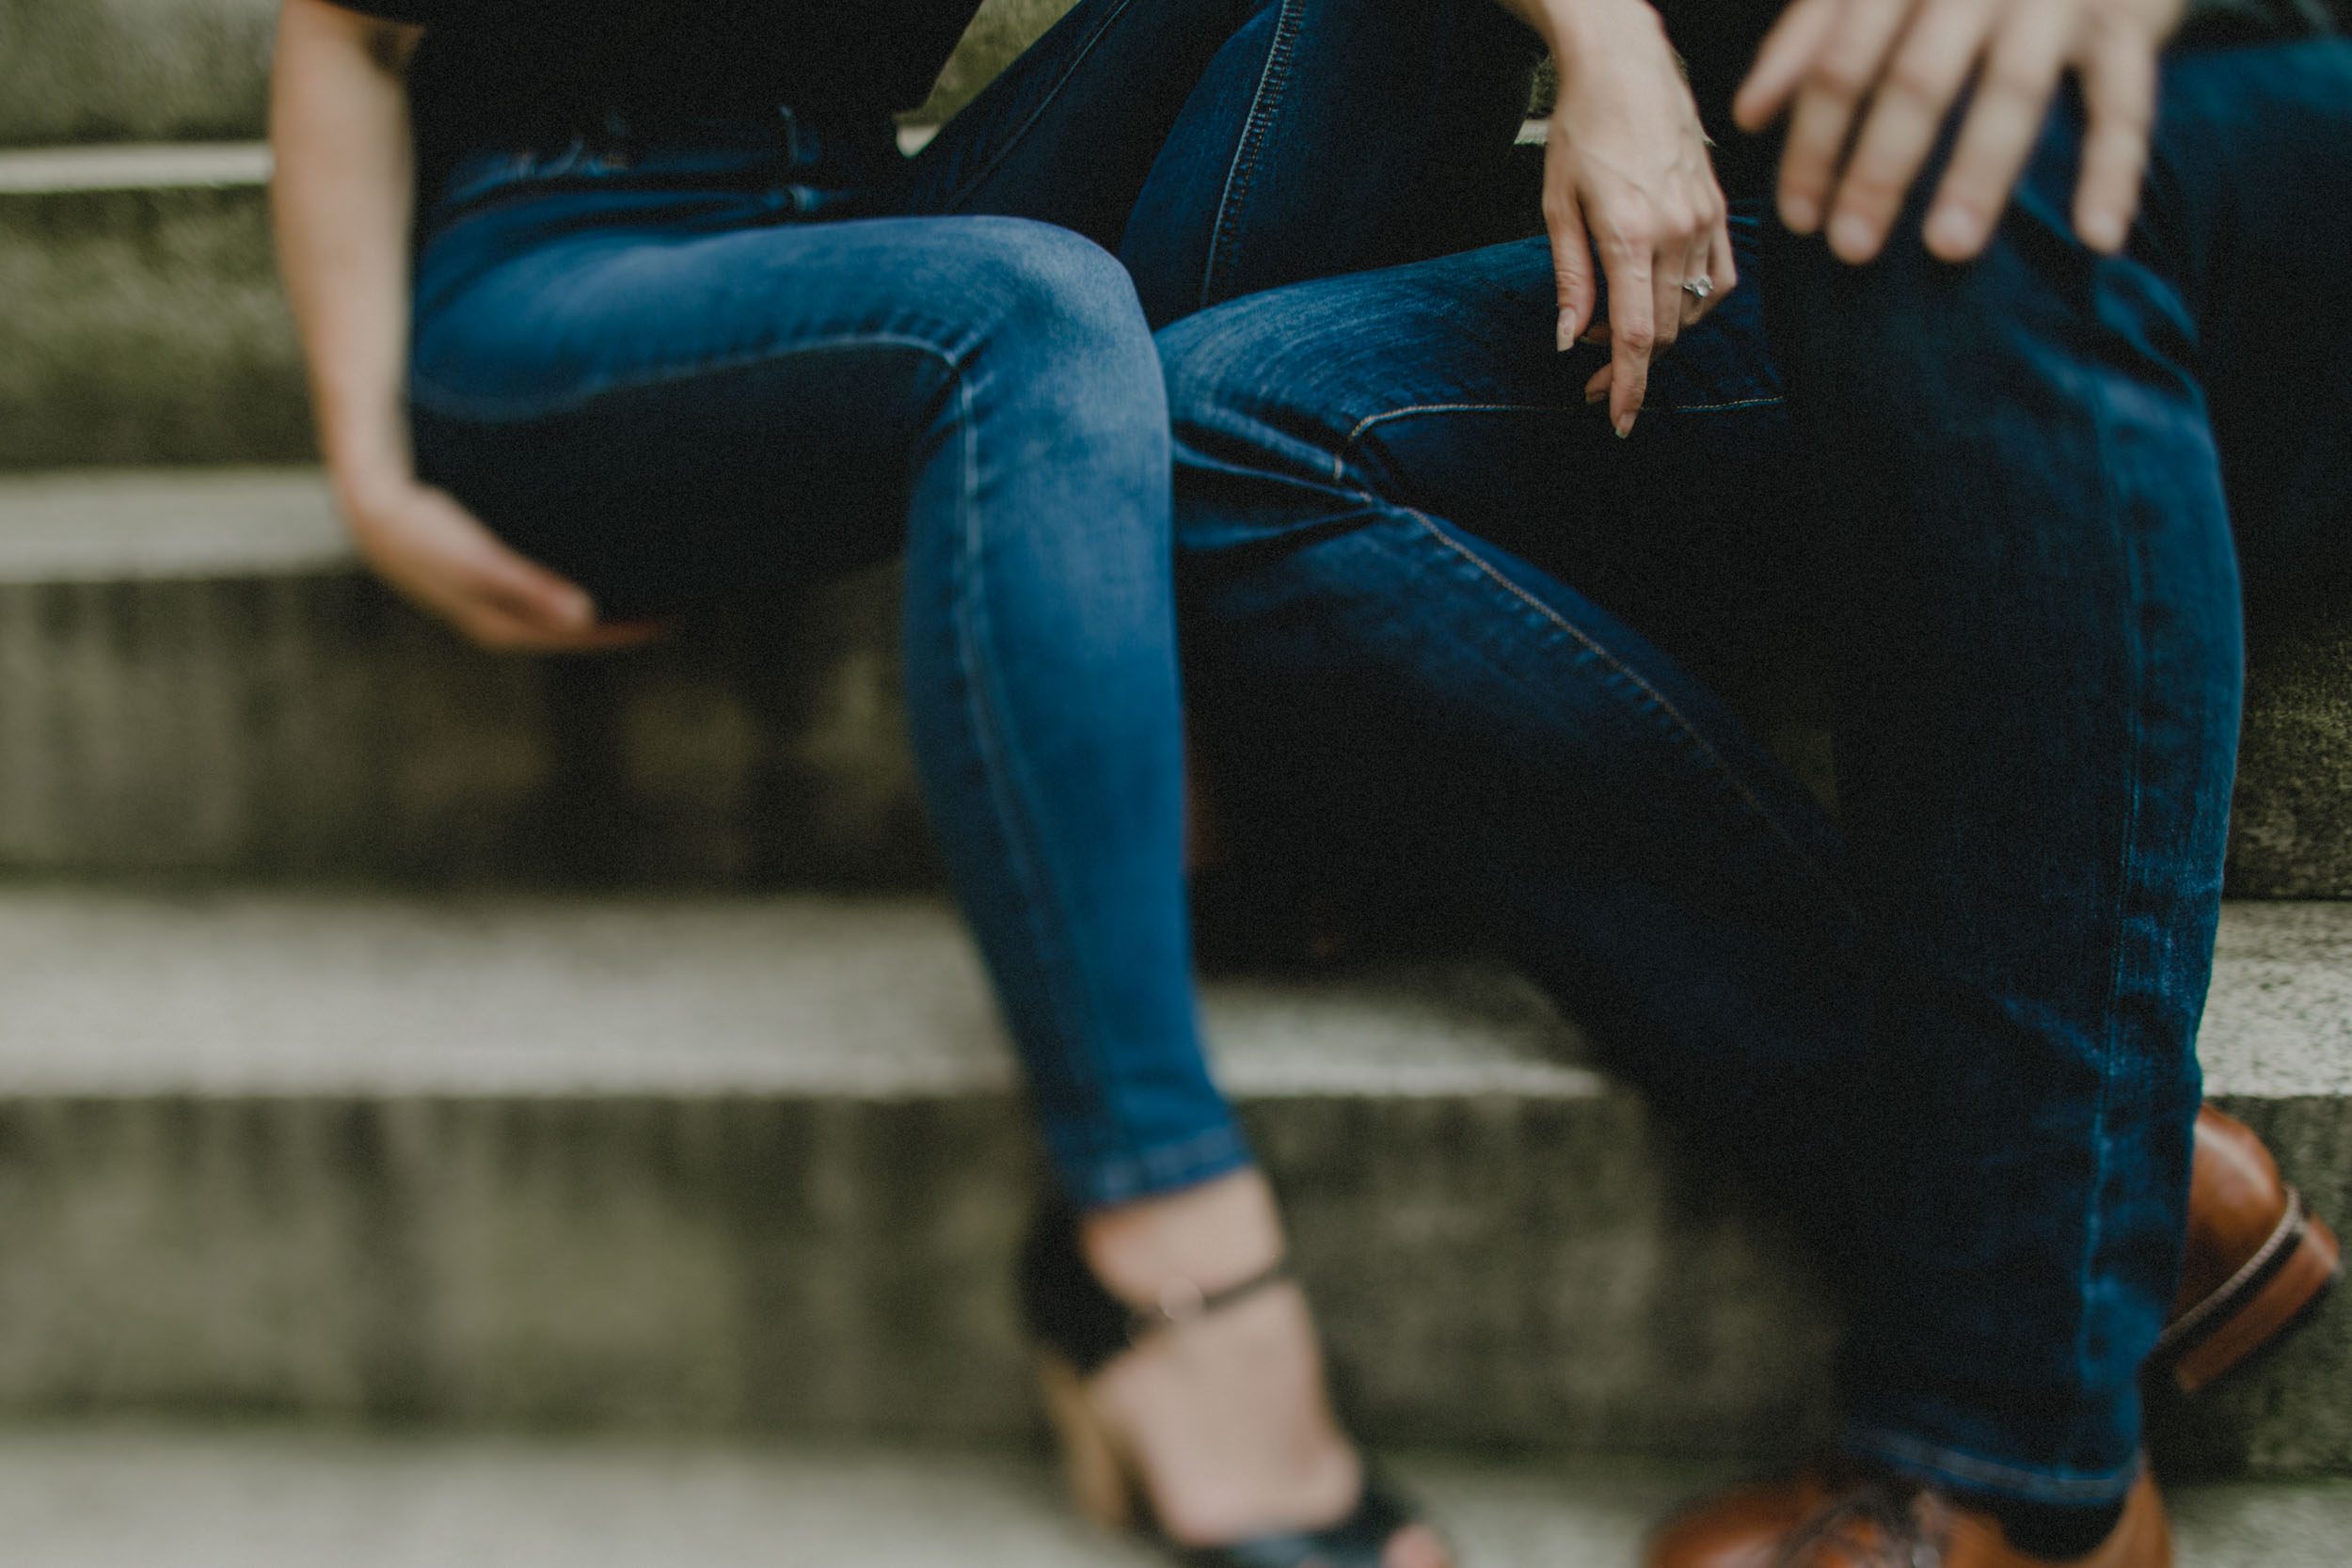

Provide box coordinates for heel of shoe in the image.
[2160,1197,2342,1395]
[1038,1350,1138,1532]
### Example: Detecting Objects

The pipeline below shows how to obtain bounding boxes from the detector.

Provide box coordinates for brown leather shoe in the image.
[2158,1105,2343,1394]
[1645,1465,2169,1568]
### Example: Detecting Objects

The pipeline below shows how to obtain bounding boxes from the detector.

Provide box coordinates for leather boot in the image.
[2159,1105,2342,1394]
[1646,1465,2169,1568]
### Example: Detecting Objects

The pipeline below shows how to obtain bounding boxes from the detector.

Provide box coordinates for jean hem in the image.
[1844,1427,2143,1505]
[1056,1124,1254,1209]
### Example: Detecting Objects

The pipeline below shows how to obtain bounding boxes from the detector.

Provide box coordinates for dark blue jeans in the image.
[403,0,1536,1206]
[1164,40,2352,1506]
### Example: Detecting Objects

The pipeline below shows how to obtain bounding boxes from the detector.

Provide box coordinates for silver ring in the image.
[1681,275,1714,301]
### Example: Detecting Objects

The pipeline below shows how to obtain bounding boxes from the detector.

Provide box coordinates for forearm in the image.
[269,0,422,513]
[1490,0,1674,71]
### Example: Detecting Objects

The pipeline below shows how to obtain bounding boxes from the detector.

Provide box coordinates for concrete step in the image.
[0,150,301,469]
[3,468,2348,896]
[0,469,930,888]
[0,0,1069,149]
[0,1425,2344,1568]
[0,888,2341,1480]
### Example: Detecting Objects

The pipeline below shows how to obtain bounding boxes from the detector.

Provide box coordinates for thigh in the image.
[1167,221,1804,689]
[2149,40,2352,615]
[409,202,1136,617]
[898,0,1538,326]
[890,0,1260,245]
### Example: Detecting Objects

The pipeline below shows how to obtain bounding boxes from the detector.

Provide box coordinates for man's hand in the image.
[341,479,662,653]
[1734,0,2185,265]
[1538,0,1736,436]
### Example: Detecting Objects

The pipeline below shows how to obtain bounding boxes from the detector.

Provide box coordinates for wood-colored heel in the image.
[1038,1351,1139,1532]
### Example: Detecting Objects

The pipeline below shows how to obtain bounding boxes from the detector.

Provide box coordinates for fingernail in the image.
[1556,309,1577,353]
[1781,193,1820,233]
[1585,387,1606,405]
[2078,209,2122,252]
[1830,212,1876,260]
[1614,412,1636,439]
[1927,204,1979,257]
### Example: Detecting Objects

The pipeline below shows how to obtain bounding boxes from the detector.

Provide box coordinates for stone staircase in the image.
[2,0,2350,1560]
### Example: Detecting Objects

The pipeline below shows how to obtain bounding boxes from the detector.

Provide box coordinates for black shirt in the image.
[331,0,985,186]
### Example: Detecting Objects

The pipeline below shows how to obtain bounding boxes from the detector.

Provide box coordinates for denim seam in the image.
[409,331,965,423]
[943,362,1136,1191]
[1336,397,1788,481]
[932,0,1152,214]
[1200,0,1307,309]
[1388,503,1852,905]
[2071,345,2150,1464]
[1847,1427,2143,1504]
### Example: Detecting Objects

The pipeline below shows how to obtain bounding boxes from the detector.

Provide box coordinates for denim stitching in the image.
[944,361,1142,1190]
[1200,0,1306,309]
[1338,395,1788,481]
[2072,344,2150,1464]
[1663,394,1785,415]
[1391,501,1851,903]
[931,0,1151,213]
[409,331,961,422]
[1080,1124,1253,1206]
[1848,1427,2142,1504]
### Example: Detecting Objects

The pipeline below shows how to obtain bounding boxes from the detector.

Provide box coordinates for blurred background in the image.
[0,0,2348,1560]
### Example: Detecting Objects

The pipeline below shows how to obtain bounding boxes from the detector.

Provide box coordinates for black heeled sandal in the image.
[1018,1201,1426,1568]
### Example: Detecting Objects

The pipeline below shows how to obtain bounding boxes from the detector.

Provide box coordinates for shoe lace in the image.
[1772,1475,1949,1568]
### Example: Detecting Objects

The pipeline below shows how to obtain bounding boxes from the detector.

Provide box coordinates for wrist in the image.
[1536,0,1665,76]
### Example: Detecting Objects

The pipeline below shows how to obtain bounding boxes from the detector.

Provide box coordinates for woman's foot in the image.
[1073,1169,1450,1568]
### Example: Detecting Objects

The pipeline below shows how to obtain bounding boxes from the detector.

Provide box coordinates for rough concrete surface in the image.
[0,1427,2336,1568]
[0,476,932,887]
[0,0,278,146]
[0,142,271,192]
[0,891,2341,1470]
[0,183,308,467]
[2230,607,2352,896]
[0,890,1598,1096]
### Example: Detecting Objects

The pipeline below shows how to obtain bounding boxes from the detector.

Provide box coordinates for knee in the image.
[946,218,1153,364]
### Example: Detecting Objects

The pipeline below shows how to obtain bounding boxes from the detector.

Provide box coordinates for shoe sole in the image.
[2152,1190,2342,1396]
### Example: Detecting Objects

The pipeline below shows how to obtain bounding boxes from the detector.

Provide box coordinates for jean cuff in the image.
[1054,1122,1254,1209]
[1844,1427,2145,1505]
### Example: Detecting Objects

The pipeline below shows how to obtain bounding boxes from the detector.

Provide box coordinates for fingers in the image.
[1545,155,1598,349]
[1921,0,2073,259]
[2071,11,2157,252]
[1601,244,1656,437]
[1823,0,1998,261]
[1735,0,1845,132]
[350,482,657,655]
[1776,0,1921,234]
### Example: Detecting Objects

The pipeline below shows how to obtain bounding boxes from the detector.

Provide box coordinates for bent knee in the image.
[940,217,1150,354]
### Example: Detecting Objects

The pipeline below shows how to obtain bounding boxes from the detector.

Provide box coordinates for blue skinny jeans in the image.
[403,0,1537,1206]
[1162,39,2352,1513]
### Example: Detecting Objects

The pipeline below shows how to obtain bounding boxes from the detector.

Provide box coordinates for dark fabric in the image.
[325,0,985,193]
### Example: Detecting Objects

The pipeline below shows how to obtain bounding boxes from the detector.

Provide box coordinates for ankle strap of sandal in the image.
[1130,1256,1292,1340]
[1020,1202,1295,1376]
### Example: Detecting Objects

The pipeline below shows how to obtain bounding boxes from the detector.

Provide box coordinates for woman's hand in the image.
[1537,0,1735,437]
[1734,0,2185,265]
[341,478,661,653]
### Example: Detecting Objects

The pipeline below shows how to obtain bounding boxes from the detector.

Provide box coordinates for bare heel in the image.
[1039,1350,1137,1532]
